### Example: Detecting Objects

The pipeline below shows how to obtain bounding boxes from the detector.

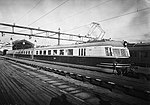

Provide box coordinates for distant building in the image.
[12,39,34,50]
[0,42,12,55]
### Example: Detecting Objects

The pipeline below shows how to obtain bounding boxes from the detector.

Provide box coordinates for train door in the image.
[78,48,86,65]
[79,48,86,56]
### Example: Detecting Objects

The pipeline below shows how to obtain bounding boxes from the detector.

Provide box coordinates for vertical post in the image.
[58,28,60,45]
[10,37,13,50]
[32,40,37,60]
[13,47,16,58]
[31,48,34,60]
[12,23,15,33]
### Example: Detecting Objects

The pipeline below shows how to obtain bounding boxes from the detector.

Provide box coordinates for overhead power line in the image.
[15,0,42,23]
[114,32,150,39]
[28,0,70,26]
[97,7,150,22]
[64,7,150,32]
[41,0,112,27]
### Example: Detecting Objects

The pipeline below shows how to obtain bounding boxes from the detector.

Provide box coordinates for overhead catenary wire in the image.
[40,0,113,27]
[97,7,150,22]
[114,32,150,40]
[15,0,42,23]
[112,21,150,39]
[64,7,150,32]
[28,0,70,26]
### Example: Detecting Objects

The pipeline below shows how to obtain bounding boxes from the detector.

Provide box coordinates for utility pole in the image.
[58,28,60,45]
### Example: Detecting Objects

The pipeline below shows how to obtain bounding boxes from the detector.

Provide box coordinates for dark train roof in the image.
[12,39,34,50]
[127,42,150,50]
[127,42,150,47]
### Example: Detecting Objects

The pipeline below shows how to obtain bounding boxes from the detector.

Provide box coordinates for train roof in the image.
[36,40,125,50]
[127,42,150,47]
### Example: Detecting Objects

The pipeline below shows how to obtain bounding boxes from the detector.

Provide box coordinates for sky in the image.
[0,0,150,46]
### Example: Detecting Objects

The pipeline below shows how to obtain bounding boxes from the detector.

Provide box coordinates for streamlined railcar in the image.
[7,40,130,68]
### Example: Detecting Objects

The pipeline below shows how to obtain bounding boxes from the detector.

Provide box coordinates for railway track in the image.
[0,58,66,105]
[1,56,150,105]
[8,55,150,80]
[0,57,112,105]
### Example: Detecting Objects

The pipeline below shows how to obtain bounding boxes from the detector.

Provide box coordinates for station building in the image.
[12,39,34,50]
[0,39,34,55]
[0,43,12,55]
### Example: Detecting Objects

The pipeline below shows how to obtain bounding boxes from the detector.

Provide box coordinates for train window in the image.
[43,50,46,55]
[40,50,42,55]
[84,48,86,56]
[79,49,80,56]
[121,49,127,57]
[60,50,64,55]
[28,51,30,55]
[53,50,57,55]
[67,49,73,55]
[48,50,51,55]
[81,49,83,56]
[105,47,112,56]
[36,51,38,55]
[112,49,120,56]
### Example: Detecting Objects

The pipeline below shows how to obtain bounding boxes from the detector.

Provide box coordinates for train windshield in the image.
[112,48,128,57]
[105,47,112,56]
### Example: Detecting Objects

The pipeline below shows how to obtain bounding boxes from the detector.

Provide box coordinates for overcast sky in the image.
[0,0,150,45]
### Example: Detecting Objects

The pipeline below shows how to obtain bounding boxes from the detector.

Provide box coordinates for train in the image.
[128,42,150,67]
[6,39,130,70]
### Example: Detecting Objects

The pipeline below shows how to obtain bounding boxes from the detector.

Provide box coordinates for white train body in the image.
[7,40,130,67]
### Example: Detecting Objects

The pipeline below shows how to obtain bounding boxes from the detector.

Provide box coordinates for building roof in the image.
[12,39,34,50]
